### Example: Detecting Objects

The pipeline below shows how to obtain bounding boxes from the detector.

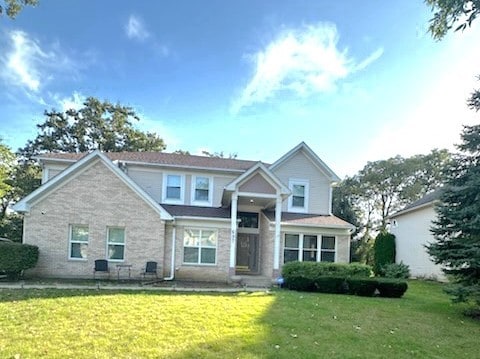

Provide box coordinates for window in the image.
[321,236,336,262]
[107,227,125,261]
[163,174,184,204]
[283,234,336,263]
[183,229,217,265]
[69,225,88,259]
[288,179,309,212]
[192,176,212,205]
[238,212,259,228]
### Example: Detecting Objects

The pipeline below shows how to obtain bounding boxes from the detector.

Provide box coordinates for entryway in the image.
[236,233,259,274]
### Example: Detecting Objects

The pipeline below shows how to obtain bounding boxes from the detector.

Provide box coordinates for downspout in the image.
[163,221,176,281]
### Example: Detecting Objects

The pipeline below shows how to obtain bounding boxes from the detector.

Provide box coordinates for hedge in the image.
[377,278,408,298]
[282,261,372,279]
[346,277,378,297]
[0,242,39,279]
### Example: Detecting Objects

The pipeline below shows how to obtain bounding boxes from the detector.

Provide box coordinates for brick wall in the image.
[23,159,166,279]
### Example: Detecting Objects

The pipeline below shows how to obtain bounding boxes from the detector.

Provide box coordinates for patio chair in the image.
[93,259,110,279]
[142,261,158,280]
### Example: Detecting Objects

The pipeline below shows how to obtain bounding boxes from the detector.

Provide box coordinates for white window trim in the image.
[183,228,218,266]
[106,227,126,262]
[162,173,185,204]
[190,175,213,206]
[288,179,309,213]
[68,224,89,261]
[283,233,337,263]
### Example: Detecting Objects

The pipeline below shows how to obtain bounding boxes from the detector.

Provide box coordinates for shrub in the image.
[376,278,408,298]
[314,276,347,294]
[283,274,316,292]
[373,231,396,275]
[346,277,378,297]
[382,262,410,279]
[0,242,39,279]
[282,261,372,280]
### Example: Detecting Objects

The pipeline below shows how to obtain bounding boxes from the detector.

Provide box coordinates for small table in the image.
[116,264,132,280]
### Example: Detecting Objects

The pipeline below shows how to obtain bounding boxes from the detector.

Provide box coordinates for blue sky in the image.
[1,1,479,177]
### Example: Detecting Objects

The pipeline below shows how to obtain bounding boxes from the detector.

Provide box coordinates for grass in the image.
[0,281,479,358]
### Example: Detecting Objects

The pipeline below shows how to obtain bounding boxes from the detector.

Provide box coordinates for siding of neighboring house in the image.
[390,205,445,280]
[23,160,165,278]
[272,151,331,214]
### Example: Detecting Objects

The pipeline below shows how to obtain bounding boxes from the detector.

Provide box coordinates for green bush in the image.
[382,262,410,279]
[373,231,396,275]
[0,242,39,279]
[282,261,372,280]
[314,276,347,294]
[283,274,316,292]
[346,277,378,297]
[376,279,408,298]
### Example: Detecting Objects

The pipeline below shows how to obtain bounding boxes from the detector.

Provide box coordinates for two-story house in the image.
[13,142,354,283]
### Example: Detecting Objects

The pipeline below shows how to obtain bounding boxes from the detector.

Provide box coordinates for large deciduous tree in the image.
[20,97,166,158]
[0,0,37,19]
[426,0,480,40]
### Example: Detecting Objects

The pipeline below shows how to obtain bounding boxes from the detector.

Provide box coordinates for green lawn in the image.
[0,281,478,358]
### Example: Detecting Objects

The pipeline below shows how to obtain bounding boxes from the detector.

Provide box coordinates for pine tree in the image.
[427,123,480,310]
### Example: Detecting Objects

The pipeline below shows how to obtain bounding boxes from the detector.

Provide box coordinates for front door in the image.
[236,233,259,274]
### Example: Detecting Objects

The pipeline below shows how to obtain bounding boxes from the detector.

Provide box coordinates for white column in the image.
[273,196,282,271]
[229,193,238,270]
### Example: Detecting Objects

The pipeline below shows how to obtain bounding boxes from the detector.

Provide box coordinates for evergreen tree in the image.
[427,123,480,310]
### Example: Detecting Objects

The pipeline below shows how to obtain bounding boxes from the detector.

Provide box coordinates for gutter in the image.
[163,223,176,281]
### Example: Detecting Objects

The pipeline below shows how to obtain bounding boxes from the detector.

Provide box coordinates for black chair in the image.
[142,261,158,280]
[94,259,110,279]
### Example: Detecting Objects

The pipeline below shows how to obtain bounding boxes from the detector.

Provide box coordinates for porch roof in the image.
[161,204,231,219]
[263,211,354,228]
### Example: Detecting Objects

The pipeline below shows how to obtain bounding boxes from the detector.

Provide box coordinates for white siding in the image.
[272,151,331,214]
[127,167,163,203]
[391,206,445,280]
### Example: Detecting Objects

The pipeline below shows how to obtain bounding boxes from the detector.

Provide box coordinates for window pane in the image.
[284,249,299,263]
[195,177,209,190]
[167,175,181,187]
[303,250,317,262]
[201,248,216,264]
[200,231,216,246]
[238,212,258,228]
[108,244,124,260]
[72,225,88,242]
[292,196,305,207]
[321,251,335,262]
[195,189,209,201]
[303,235,317,249]
[285,234,299,248]
[70,243,87,259]
[166,186,181,199]
[184,247,199,263]
[321,236,335,250]
[108,228,125,244]
[184,229,200,246]
[292,184,305,196]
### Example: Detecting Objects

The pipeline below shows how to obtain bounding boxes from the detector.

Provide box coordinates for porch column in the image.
[273,196,282,277]
[229,192,238,276]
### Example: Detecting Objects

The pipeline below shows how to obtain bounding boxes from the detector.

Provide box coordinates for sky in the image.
[0,1,479,178]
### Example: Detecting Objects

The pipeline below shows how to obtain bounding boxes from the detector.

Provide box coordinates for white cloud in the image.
[231,23,383,114]
[0,30,81,100]
[125,15,150,41]
[52,91,85,112]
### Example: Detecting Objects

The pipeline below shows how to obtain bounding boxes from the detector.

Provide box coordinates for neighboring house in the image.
[13,142,354,282]
[389,189,445,280]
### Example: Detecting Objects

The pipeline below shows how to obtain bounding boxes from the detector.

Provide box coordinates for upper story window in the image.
[288,179,309,213]
[163,173,185,204]
[191,176,212,206]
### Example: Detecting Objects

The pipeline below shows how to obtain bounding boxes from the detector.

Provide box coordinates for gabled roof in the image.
[389,188,444,219]
[36,152,262,172]
[224,162,290,195]
[269,142,341,182]
[263,211,355,229]
[13,150,173,220]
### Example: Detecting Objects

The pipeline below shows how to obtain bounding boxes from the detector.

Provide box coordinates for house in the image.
[13,142,354,283]
[389,189,445,280]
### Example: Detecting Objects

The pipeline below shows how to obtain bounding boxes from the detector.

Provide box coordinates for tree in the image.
[201,150,238,159]
[20,97,166,158]
[427,102,480,311]
[426,0,480,40]
[0,140,15,213]
[373,231,396,275]
[0,0,37,19]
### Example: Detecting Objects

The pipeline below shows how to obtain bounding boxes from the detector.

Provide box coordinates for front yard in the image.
[0,281,478,358]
